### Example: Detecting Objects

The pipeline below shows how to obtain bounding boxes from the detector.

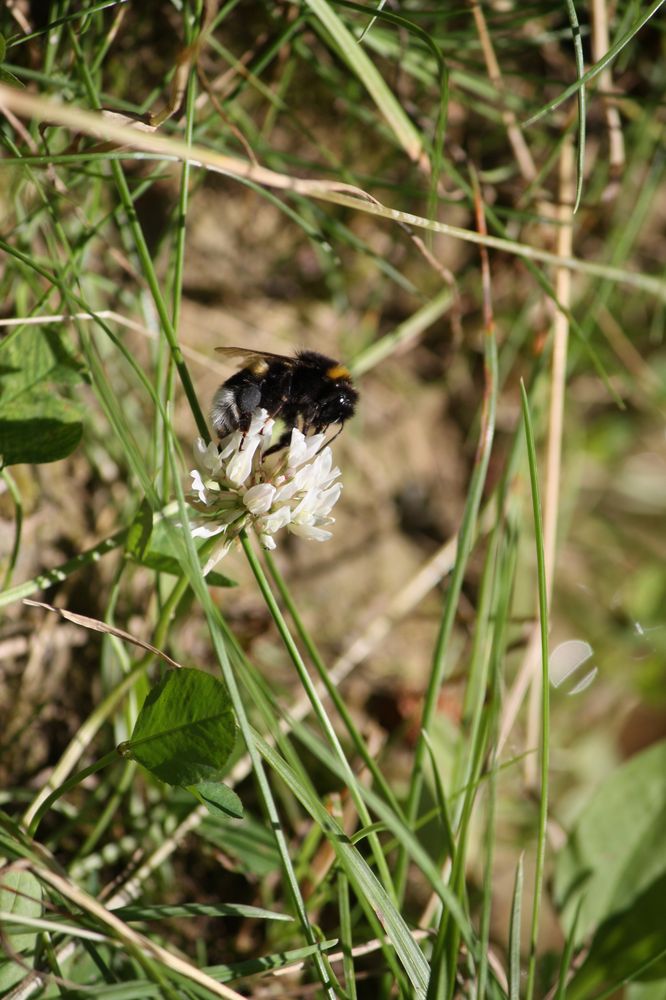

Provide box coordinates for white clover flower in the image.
[186,408,343,566]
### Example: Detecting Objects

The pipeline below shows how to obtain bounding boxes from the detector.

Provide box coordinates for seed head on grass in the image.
[187,408,343,568]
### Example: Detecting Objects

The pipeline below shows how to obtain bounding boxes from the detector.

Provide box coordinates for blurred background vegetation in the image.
[0,0,665,997]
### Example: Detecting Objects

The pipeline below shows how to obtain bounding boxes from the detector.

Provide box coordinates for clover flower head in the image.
[186,409,343,568]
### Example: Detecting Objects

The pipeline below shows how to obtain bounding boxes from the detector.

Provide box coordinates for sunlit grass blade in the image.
[2,87,664,298]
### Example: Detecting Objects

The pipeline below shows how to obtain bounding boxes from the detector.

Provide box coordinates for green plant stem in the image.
[264,550,403,818]
[242,534,396,901]
[509,853,525,1000]
[564,0,586,213]
[0,529,128,610]
[75,760,136,860]
[520,381,551,1000]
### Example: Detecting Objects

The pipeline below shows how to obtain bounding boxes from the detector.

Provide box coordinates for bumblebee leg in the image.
[263,395,288,432]
[326,424,345,447]
[263,427,293,456]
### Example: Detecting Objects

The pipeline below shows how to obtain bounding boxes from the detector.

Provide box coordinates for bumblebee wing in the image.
[215,346,296,367]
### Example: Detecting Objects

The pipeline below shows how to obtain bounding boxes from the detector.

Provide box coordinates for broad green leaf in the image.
[0,869,42,990]
[0,961,25,994]
[118,668,237,786]
[0,327,86,465]
[0,869,42,949]
[0,408,82,465]
[195,780,244,819]
[554,740,666,943]
[0,327,86,398]
[565,873,666,1000]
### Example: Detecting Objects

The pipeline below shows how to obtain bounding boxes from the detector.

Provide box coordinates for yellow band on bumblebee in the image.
[326,364,350,380]
[248,359,270,375]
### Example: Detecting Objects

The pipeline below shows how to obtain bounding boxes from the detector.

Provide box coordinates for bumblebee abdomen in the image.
[212,369,263,435]
[211,386,240,436]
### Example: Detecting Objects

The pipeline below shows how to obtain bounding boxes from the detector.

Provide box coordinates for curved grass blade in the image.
[524,0,665,127]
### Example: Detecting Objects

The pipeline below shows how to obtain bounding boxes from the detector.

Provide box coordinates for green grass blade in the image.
[508,853,524,1000]
[520,382,551,1000]
[255,732,431,997]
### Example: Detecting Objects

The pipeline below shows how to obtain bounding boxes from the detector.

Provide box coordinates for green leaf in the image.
[126,500,153,560]
[0,33,23,84]
[0,869,43,991]
[118,668,237,787]
[0,327,86,465]
[0,410,83,465]
[0,67,23,87]
[0,869,42,950]
[194,780,244,819]
[554,740,666,944]
[565,873,666,1000]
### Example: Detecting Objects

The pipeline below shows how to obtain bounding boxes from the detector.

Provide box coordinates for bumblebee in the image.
[211,347,358,453]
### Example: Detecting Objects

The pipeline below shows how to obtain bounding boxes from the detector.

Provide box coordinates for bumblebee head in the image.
[319,380,358,426]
